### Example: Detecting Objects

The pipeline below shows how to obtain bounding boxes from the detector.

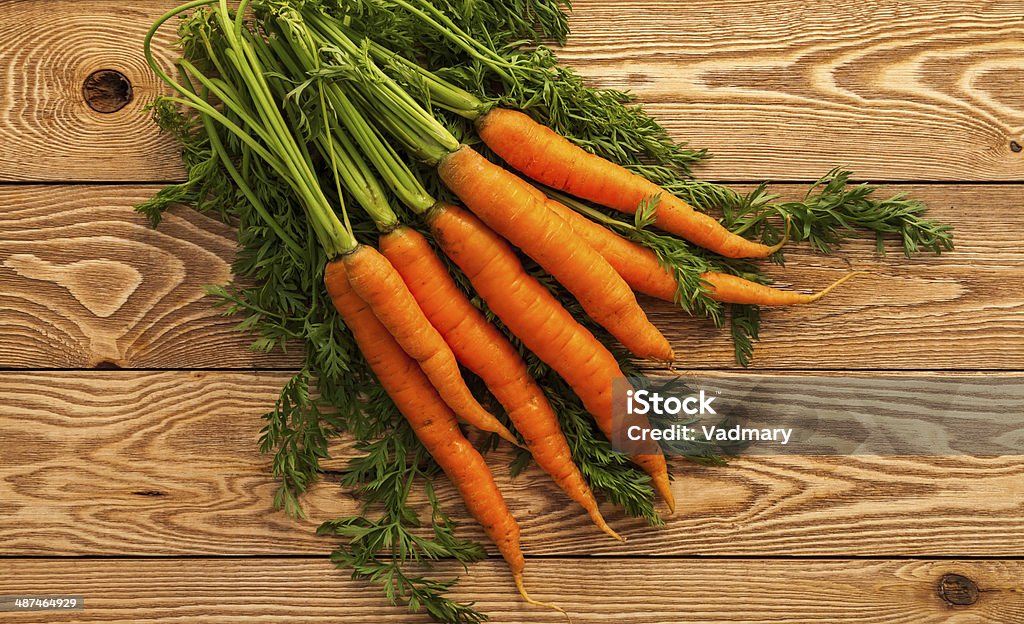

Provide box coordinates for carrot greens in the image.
[140,3,677,620]
[138,0,954,621]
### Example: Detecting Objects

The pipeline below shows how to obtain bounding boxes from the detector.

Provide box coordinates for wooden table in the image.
[2,1,1023,621]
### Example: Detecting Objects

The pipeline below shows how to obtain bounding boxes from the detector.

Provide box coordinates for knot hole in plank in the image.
[82,69,133,113]
[938,573,979,606]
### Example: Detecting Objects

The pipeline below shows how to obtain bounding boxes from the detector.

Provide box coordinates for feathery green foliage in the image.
[139,2,680,620]
[140,1,952,621]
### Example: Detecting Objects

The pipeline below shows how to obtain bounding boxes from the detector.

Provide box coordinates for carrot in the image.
[438,145,674,362]
[323,260,564,616]
[476,108,784,259]
[701,271,867,305]
[340,245,520,448]
[380,225,623,541]
[268,40,615,538]
[429,203,675,514]
[544,196,866,305]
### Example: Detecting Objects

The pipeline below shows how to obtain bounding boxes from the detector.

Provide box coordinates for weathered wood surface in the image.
[561,0,1024,181]
[1,0,1022,182]
[0,1,181,182]
[1,558,1021,623]
[2,0,1023,621]
[2,371,1023,558]
[2,184,1020,369]
[0,186,299,368]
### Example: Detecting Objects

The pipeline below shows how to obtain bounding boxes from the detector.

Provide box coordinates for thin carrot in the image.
[476,108,784,259]
[380,225,623,541]
[544,196,865,306]
[429,203,675,514]
[341,244,520,448]
[701,271,867,305]
[323,260,565,616]
[438,145,674,362]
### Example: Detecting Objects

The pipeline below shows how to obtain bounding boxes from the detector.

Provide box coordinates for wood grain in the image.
[2,1,1020,621]
[2,184,1020,369]
[1,558,1021,623]
[2,371,1023,558]
[636,182,1024,369]
[0,371,338,556]
[0,0,182,182]
[0,185,301,368]
[1,1,1021,182]
[560,0,1024,181]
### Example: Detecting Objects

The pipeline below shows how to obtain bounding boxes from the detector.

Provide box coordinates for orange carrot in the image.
[438,145,674,363]
[476,108,784,259]
[380,225,623,541]
[429,203,675,514]
[323,260,563,615]
[701,271,866,305]
[542,196,682,302]
[544,197,864,306]
[339,245,520,448]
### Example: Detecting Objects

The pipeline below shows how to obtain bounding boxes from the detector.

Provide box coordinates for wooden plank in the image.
[0,185,301,368]
[650,182,1024,369]
[1,1,1022,182]
[3,371,1023,558]
[0,0,182,182]
[0,371,336,556]
[2,184,1021,369]
[0,558,1021,623]
[560,0,1024,182]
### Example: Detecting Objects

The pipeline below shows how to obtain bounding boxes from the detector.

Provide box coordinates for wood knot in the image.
[82,69,133,113]
[1011,141,1022,153]
[4,254,143,318]
[938,573,979,606]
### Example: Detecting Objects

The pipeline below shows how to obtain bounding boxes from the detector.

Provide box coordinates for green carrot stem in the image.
[334,23,488,119]
[264,11,440,213]
[295,10,460,157]
[144,0,356,257]
[382,0,518,83]
[182,75,304,255]
[249,29,399,231]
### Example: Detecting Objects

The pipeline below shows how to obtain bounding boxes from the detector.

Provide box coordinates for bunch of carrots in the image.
[141,0,951,621]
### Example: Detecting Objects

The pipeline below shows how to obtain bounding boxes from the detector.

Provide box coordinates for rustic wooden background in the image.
[2,0,1023,622]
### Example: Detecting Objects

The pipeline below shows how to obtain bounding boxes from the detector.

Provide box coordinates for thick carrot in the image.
[428,203,675,514]
[340,245,520,448]
[323,260,563,615]
[545,197,865,305]
[380,225,622,541]
[438,145,674,363]
[476,108,784,259]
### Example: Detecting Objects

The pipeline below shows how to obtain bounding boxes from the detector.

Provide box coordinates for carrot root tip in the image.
[495,426,525,449]
[651,475,676,515]
[806,270,870,303]
[765,214,792,255]
[514,573,572,623]
[593,515,625,542]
